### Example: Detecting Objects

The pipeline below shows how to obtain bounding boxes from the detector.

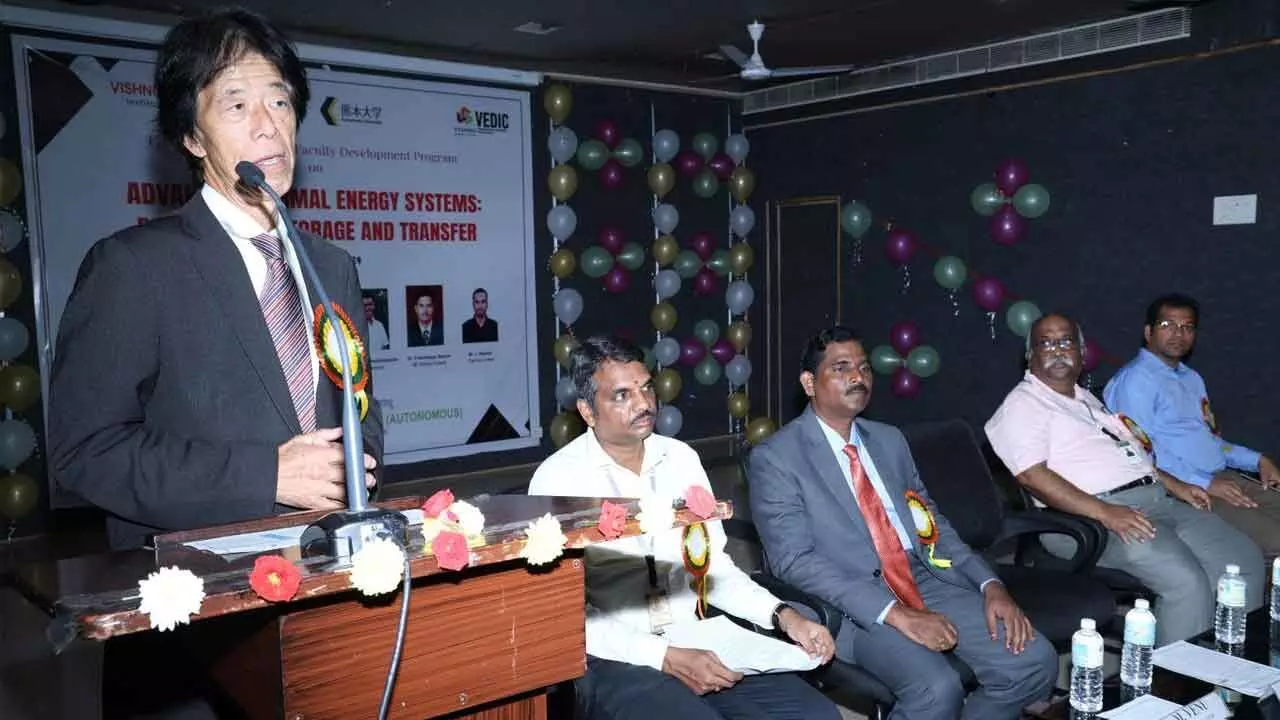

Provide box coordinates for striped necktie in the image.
[249,233,316,433]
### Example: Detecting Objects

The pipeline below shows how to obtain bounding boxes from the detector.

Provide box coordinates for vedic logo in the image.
[454,105,510,135]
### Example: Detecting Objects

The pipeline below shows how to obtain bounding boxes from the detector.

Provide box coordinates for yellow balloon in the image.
[729,166,756,204]
[0,257,22,310]
[0,363,40,413]
[726,321,753,353]
[548,247,576,279]
[729,243,755,275]
[745,416,777,446]
[655,368,683,403]
[651,302,678,333]
[727,391,750,419]
[543,84,573,124]
[653,235,680,267]
[0,158,21,206]
[553,333,579,369]
[548,164,578,202]
[0,471,37,521]
[647,163,675,199]
[549,411,584,448]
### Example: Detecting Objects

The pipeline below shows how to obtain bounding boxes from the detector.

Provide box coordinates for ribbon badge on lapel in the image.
[905,490,951,569]
[1201,397,1220,436]
[682,522,711,619]
[311,303,370,420]
[1117,414,1153,455]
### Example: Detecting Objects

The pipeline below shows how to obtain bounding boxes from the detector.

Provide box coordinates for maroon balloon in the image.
[690,231,716,261]
[708,153,734,181]
[679,336,707,367]
[675,149,704,177]
[972,276,1006,312]
[692,267,719,297]
[598,226,625,255]
[599,158,625,190]
[595,120,621,149]
[994,158,1029,197]
[1082,337,1102,373]
[989,204,1025,246]
[710,338,736,365]
[890,367,921,399]
[884,229,918,265]
[602,266,630,294]
[889,321,921,355]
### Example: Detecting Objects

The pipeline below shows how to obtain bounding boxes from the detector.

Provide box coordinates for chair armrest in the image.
[749,571,842,639]
[996,509,1107,573]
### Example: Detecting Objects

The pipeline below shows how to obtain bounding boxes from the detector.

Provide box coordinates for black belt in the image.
[1098,475,1156,498]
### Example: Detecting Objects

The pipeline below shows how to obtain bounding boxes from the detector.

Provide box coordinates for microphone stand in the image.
[236,162,406,562]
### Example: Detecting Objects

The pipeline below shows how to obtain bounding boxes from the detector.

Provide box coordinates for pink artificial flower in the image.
[597,500,628,540]
[433,531,470,571]
[421,489,455,519]
[683,485,717,519]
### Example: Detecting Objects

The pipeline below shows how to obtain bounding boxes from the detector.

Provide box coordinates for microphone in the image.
[236,161,405,560]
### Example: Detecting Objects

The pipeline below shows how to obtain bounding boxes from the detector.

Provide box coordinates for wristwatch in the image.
[770,602,788,633]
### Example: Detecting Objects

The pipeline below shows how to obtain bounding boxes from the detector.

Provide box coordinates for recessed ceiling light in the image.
[513,21,561,36]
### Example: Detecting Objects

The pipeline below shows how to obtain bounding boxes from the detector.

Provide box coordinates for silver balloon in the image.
[653,337,681,368]
[0,418,35,470]
[553,288,583,326]
[652,203,680,235]
[730,205,756,238]
[546,205,578,240]
[554,377,578,408]
[548,126,579,164]
[725,134,750,164]
[725,354,753,386]
[655,404,683,436]
[726,280,755,315]
[652,129,680,164]
[654,269,682,300]
[0,317,28,362]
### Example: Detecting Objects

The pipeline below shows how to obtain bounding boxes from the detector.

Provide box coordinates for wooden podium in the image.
[13,494,731,719]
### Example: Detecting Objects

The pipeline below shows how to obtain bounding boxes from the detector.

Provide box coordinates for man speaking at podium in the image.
[49,7,383,552]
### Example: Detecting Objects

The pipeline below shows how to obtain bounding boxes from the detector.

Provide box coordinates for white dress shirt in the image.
[202,184,319,391]
[368,319,390,350]
[528,429,781,670]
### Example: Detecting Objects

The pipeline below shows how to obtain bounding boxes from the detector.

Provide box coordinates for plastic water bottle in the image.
[1215,563,1247,646]
[1070,618,1105,712]
[1120,599,1156,688]
[1270,557,1280,648]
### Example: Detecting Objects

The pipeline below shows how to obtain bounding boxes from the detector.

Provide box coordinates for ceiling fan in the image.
[706,20,854,83]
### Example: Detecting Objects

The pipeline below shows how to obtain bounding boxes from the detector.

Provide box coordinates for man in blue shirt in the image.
[1105,293,1280,556]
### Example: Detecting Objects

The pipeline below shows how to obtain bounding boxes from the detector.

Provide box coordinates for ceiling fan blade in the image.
[718,44,751,69]
[766,65,854,78]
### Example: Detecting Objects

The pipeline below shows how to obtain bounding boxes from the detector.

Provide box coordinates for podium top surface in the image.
[12,494,732,642]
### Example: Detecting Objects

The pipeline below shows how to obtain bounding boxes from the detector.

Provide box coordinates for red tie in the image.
[843,444,925,610]
[250,233,317,433]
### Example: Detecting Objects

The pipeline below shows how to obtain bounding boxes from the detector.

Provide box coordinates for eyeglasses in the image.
[1033,337,1077,352]
[1155,320,1196,334]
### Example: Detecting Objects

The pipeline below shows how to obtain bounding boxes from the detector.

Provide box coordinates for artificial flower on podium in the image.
[420,489,487,567]
[519,512,567,566]
[682,485,717,519]
[249,555,302,602]
[433,531,471,571]
[637,495,675,535]
[597,500,628,540]
[137,566,206,631]
[905,490,952,568]
[348,536,406,596]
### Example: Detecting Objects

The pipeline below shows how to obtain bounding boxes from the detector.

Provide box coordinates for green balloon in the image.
[840,201,873,239]
[933,256,967,291]
[692,132,718,160]
[613,137,643,168]
[693,319,720,346]
[580,245,614,278]
[694,356,722,385]
[1012,183,1050,219]
[906,345,941,378]
[970,182,1005,217]
[576,139,608,171]
[692,168,720,199]
[674,250,702,280]
[616,241,646,271]
[1006,301,1042,338]
[870,345,903,375]
[706,249,731,277]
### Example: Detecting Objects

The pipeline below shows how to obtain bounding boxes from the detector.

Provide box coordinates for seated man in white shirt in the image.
[528,335,840,720]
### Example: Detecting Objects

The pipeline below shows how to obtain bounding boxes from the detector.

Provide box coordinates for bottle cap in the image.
[1226,564,1240,574]
[1134,598,1150,610]
[1080,618,1096,631]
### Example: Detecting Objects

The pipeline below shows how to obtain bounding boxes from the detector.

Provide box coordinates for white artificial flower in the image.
[519,512,567,566]
[348,537,406,597]
[137,566,205,632]
[449,500,486,537]
[420,516,444,543]
[637,495,675,536]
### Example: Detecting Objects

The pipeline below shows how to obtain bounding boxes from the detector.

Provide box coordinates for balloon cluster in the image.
[648,130,754,202]
[580,227,647,294]
[0,202,39,530]
[884,227,919,292]
[839,200,873,268]
[870,321,940,399]
[969,158,1051,246]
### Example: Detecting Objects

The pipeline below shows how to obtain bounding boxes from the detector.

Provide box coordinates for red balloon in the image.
[1082,337,1102,373]
[675,149,704,177]
[595,120,621,149]
[708,153,734,181]
[598,226,625,255]
[692,267,719,297]
[679,337,706,367]
[890,367,921,399]
[710,338,736,365]
[690,231,716,261]
[599,159,625,190]
[994,158,1030,197]
[889,321,921,356]
[884,229,918,265]
[602,266,630,294]
[989,205,1025,246]
[972,276,1006,312]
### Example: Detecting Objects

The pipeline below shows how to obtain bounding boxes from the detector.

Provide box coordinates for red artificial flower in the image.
[683,485,717,520]
[598,500,628,540]
[422,489,455,519]
[434,531,470,571]
[249,554,302,602]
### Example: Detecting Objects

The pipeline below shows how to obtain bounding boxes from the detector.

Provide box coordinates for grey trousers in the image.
[1043,484,1265,646]
[1212,476,1280,561]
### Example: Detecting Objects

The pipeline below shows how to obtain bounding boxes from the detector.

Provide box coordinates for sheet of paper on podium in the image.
[1099,693,1181,719]
[661,615,823,675]
[182,508,426,555]
[1152,641,1280,697]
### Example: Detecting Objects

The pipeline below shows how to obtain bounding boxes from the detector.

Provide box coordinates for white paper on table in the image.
[182,509,424,555]
[1152,641,1280,697]
[661,615,824,675]
[1156,691,1229,720]
[1098,693,1181,719]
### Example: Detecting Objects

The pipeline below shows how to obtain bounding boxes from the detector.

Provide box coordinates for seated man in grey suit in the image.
[748,326,1057,720]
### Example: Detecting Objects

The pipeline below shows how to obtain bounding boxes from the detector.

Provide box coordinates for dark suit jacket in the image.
[49,194,384,550]
[407,323,443,346]
[461,317,497,343]
[747,407,995,630]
